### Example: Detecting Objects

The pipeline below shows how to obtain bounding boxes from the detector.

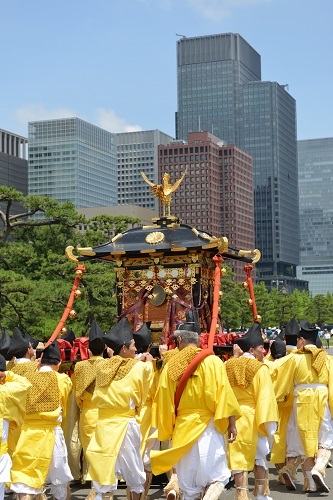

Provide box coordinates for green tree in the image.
[220,265,252,332]
[0,190,139,338]
[0,186,84,243]
[305,294,332,326]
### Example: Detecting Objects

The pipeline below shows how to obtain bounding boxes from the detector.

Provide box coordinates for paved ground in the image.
[68,461,333,499]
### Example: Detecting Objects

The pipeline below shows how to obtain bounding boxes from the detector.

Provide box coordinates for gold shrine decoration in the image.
[238,248,261,264]
[141,168,188,217]
[146,231,165,244]
[148,285,166,306]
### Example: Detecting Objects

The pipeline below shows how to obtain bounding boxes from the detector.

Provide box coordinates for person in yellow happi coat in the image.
[132,323,159,500]
[280,319,333,494]
[226,323,279,500]
[0,354,32,500]
[10,341,73,500]
[150,323,242,500]
[86,318,154,500]
[73,319,106,481]
[264,336,297,485]
[5,327,38,455]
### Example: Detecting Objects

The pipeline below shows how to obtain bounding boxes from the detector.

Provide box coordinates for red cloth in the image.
[56,339,73,361]
[199,332,243,349]
[71,337,89,361]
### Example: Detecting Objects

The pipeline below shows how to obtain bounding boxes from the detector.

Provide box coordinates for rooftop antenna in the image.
[198,115,201,132]
[176,34,186,38]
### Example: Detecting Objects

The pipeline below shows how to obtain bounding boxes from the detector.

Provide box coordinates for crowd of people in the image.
[0,316,332,500]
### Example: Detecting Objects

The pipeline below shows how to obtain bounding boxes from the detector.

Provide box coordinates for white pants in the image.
[143,428,159,472]
[286,399,333,457]
[93,419,146,499]
[176,420,231,500]
[0,420,11,500]
[254,434,270,469]
[11,425,73,499]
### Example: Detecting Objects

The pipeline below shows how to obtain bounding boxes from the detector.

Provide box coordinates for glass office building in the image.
[28,118,117,208]
[116,130,174,211]
[297,138,333,295]
[0,128,28,215]
[176,33,302,289]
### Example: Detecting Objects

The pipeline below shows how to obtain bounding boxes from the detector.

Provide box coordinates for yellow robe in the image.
[7,360,38,455]
[0,371,31,456]
[10,372,72,489]
[291,348,333,457]
[150,349,242,476]
[73,356,104,454]
[86,360,153,485]
[227,358,278,471]
[136,361,158,456]
[265,355,296,464]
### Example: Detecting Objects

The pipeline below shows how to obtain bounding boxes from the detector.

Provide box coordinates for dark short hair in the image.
[113,341,131,356]
[89,338,105,356]
[40,357,60,365]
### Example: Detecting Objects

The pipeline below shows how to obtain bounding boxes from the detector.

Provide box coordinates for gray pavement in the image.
[69,461,333,499]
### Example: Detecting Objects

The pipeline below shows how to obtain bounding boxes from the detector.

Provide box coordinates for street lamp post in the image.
[271,279,284,291]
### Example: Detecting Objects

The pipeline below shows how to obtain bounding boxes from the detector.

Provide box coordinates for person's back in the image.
[86,318,154,500]
[151,325,241,500]
[0,355,31,500]
[10,341,73,500]
[281,320,333,494]
[73,320,106,462]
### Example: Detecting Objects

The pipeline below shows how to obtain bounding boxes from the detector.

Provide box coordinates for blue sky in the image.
[1,0,332,141]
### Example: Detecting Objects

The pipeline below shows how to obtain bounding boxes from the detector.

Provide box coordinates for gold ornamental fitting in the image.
[148,285,166,306]
[241,282,249,289]
[218,290,223,297]
[218,306,221,313]
[61,327,67,334]
[221,267,227,276]
[247,298,253,306]
[74,289,82,298]
[255,314,263,323]
[146,231,165,244]
[69,309,77,319]
[76,269,83,278]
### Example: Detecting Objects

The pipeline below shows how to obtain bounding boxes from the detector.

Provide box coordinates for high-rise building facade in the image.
[0,128,28,216]
[115,130,174,211]
[0,128,28,194]
[297,138,333,295]
[176,33,304,291]
[157,132,254,281]
[28,118,117,208]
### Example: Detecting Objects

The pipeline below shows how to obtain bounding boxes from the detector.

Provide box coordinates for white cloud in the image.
[14,104,143,134]
[15,104,77,126]
[187,0,271,21]
[95,108,143,133]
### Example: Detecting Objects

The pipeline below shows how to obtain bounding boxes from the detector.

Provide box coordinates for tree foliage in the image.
[0,188,139,337]
[1,188,333,338]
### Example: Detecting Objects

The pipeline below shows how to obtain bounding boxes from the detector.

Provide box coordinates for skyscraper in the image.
[297,138,333,295]
[157,131,254,281]
[176,33,303,291]
[0,128,28,215]
[115,130,174,211]
[0,128,28,194]
[28,118,117,208]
